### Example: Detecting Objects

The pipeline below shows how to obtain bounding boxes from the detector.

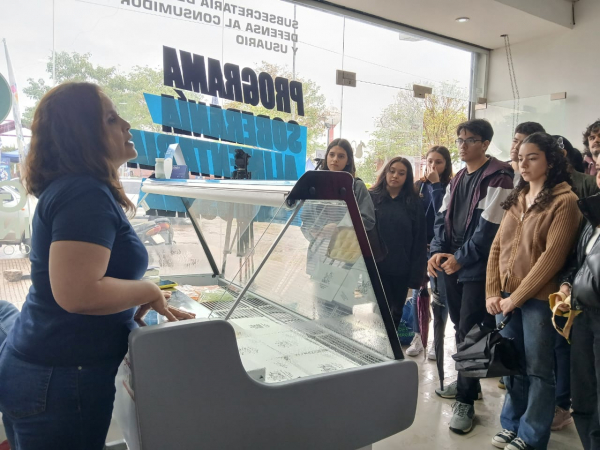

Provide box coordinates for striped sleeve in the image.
[480,185,512,225]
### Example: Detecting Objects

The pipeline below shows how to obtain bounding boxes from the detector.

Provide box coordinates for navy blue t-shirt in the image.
[7,175,148,366]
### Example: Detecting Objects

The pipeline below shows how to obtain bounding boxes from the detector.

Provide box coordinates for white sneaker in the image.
[406,334,424,356]
[427,345,436,360]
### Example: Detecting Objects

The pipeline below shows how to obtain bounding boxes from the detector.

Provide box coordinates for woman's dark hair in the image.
[425,146,454,186]
[553,135,585,173]
[501,132,571,211]
[456,119,494,143]
[321,138,355,177]
[370,157,419,205]
[24,82,134,213]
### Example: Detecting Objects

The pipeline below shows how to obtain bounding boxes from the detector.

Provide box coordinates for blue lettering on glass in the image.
[139,93,306,181]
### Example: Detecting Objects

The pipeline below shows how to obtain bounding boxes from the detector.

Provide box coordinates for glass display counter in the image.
[119,170,418,450]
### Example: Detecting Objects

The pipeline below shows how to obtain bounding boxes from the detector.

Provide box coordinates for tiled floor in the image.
[373,328,582,450]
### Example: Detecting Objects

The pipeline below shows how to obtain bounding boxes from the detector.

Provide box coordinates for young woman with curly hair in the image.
[486,132,582,450]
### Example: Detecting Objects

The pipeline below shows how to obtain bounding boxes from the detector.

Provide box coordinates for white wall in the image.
[486,0,600,150]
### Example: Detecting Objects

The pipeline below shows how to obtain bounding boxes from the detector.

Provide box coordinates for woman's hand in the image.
[500,297,517,316]
[560,283,572,297]
[135,290,197,324]
[486,296,502,315]
[167,305,196,320]
[135,288,178,323]
[426,166,440,184]
[554,285,572,313]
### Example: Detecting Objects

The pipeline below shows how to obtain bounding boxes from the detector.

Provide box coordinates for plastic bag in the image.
[398,299,415,345]
[113,354,141,450]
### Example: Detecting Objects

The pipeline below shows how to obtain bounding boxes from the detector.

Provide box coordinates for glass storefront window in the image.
[1,0,488,309]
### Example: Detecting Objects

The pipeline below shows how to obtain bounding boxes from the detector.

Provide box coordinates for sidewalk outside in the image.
[0,255,31,310]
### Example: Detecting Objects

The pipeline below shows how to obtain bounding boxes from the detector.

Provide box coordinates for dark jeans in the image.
[0,300,19,347]
[0,344,120,450]
[438,271,493,405]
[555,316,572,411]
[379,273,409,329]
[497,294,556,450]
[571,309,600,450]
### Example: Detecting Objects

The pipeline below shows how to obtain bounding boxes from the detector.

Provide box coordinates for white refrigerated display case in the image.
[117,170,418,450]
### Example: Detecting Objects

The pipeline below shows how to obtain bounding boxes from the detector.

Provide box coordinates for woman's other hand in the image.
[135,287,178,323]
[500,297,517,315]
[560,283,572,297]
[486,296,502,315]
[167,305,196,320]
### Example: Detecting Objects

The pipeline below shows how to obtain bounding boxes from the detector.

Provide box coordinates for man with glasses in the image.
[428,119,514,434]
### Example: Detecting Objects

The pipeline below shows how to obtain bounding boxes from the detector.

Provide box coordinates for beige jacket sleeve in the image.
[509,198,581,307]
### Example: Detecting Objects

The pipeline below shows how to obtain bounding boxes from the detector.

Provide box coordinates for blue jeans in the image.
[497,293,556,450]
[0,300,19,347]
[0,344,120,450]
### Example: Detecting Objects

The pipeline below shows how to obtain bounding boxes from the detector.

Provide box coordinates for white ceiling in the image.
[323,0,574,50]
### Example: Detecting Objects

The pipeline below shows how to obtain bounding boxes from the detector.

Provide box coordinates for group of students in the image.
[319,118,600,450]
[431,119,600,450]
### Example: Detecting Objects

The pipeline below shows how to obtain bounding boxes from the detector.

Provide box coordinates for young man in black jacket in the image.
[428,119,514,434]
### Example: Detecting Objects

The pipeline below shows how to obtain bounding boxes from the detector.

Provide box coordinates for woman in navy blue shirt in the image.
[406,146,453,358]
[0,82,193,449]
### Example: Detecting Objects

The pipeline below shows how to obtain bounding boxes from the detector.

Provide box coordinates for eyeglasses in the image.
[456,138,484,146]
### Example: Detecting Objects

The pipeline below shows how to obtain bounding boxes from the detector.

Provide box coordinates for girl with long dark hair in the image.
[486,132,581,450]
[369,157,427,332]
[302,139,375,275]
[406,146,453,358]
[321,138,375,230]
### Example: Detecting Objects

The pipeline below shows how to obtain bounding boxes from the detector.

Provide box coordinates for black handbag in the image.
[452,314,521,378]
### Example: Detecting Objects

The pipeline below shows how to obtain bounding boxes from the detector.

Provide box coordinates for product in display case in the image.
[117,170,418,450]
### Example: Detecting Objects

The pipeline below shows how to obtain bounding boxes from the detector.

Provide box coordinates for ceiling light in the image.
[456,17,470,23]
